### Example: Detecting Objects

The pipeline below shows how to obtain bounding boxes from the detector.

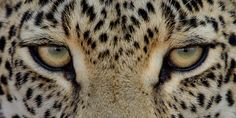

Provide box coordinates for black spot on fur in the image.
[9,25,17,39]
[12,114,20,118]
[138,8,149,21]
[24,0,33,3]
[180,101,187,110]
[83,30,90,40]
[99,33,108,43]
[169,0,181,10]
[39,0,49,6]
[91,42,96,49]
[26,88,33,100]
[133,41,140,49]
[35,11,44,26]
[229,34,236,46]
[45,12,58,25]
[182,0,193,12]
[5,4,13,17]
[35,95,43,107]
[197,93,205,107]
[0,36,6,51]
[215,94,222,104]
[7,94,13,102]
[146,2,155,13]
[86,6,96,21]
[5,61,12,77]
[44,109,51,118]
[226,90,234,106]
[115,3,121,16]
[20,10,33,28]
[0,75,8,85]
[130,16,140,27]
[190,104,197,112]
[98,50,110,60]
[94,20,104,32]
[14,2,22,11]
[207,0,214,5]
[0,85,4,95]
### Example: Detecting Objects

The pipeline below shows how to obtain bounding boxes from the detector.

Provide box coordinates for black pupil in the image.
[183,48,189,52]
[55,47,62,52]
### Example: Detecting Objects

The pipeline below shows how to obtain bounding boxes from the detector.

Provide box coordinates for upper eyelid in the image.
[19,38,65,47]
[169,36,210,49]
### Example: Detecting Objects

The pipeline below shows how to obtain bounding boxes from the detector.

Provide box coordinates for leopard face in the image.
[0,0,236,118]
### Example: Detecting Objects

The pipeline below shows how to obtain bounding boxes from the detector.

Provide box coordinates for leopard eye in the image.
[30,46,71,71]
[168,46,205,70]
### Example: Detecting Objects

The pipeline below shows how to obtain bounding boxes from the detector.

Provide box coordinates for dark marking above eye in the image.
[229,34,236,46]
